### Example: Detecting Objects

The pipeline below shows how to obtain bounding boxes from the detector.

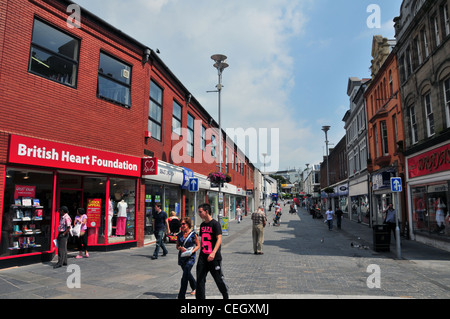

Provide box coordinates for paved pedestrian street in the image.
[1,204,450,300]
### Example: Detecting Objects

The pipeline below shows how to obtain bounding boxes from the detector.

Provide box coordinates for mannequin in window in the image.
[436,198,447,233]
[108,197,114,237]
[116,199,128,236]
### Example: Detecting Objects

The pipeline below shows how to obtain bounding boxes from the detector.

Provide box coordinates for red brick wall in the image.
[365,53,405,175]
[0,0,255,248]
[0,0,147,155]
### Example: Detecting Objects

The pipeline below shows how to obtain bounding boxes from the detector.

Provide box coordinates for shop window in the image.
[28,18,79,87]
[149,80,163,141]
[208,192,219,220]
[98,52,132,107]
[108,178,136,243]
[164,186,181,217]
[144,184,164,239]
[1,169,54,257]
[412,184,449,235]
[81,177,106,245]
[373,193,392,225]
[351,195,370,224]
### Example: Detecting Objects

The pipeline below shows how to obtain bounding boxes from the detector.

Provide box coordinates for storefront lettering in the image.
[10,135,141,177]
[159,168,174,177]
[418,148,450,172]
[18,144,59,160]
[408,144,450,179]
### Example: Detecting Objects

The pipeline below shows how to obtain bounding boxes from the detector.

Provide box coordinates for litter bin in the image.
[373,225,390,252]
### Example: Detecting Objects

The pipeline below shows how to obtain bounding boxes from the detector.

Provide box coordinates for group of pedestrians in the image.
[151,202,229,299]
[53,201,271,299]
[323,207,344,231]
[53,206,89,269]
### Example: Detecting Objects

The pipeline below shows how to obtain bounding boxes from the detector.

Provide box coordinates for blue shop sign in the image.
[181,167,194,190]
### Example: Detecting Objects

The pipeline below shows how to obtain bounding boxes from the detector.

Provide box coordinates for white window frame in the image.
[424,93,435,137]
[444,78,450,128]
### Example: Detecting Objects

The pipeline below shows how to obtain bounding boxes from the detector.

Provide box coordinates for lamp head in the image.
[321,125,330,133]
[211,54,227,63]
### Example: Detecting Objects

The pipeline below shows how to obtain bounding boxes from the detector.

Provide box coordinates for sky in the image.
[73,0,403,173]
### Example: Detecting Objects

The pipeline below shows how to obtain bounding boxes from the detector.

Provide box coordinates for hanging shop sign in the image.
[408,143,450,179]
[142,157,158,175]
[8,135,141,177]
[181,167,194,190]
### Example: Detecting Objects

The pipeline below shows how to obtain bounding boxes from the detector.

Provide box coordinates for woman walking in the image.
[176,217,199,299]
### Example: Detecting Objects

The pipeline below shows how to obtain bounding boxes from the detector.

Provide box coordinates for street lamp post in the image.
[321,126,330,187]
[322,126,330,209]
[211,54,228,222]
[262,153,267,215]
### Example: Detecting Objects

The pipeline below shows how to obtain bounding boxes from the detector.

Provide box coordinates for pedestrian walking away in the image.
[151,203,170,260]
[54,206,71,269]
[325,207,334,231]
[251,205,267,255]
[176,217,199,299]
[196,203,229,299]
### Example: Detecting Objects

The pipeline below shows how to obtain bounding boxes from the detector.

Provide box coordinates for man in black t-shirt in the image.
[196,203,229,299]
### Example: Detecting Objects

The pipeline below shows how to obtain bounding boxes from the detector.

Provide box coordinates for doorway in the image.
[58,189,82,251]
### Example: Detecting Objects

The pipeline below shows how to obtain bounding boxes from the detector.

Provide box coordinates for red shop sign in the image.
[14,185,36,199]
[142,157,158,175]
[408,143,450,179]
[9,135,141,177]
[87,198,101,228]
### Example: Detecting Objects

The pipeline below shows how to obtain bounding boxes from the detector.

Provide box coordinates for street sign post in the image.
[390,177,402,259]
[188,178,199,193]
[391,177,402,192]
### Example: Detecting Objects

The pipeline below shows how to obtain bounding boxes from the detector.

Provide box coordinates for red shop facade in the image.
[406,142,450,248]
[0,134,141,263]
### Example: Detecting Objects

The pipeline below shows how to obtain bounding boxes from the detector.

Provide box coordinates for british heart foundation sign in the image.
[8,135,141,177]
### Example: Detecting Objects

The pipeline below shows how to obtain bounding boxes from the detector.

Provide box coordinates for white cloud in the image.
[75,0,316,170]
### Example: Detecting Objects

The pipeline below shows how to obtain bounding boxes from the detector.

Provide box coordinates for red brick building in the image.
[0,0,254,264]
[364,36,406,225]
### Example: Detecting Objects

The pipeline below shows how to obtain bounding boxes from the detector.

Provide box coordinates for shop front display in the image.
[351,195,370,224]
[1,169,54,258]
[1,135,141,261]
[407,143,450,240]
[142,159,186,243]
[411,184,449,235]
[371,168,397,225]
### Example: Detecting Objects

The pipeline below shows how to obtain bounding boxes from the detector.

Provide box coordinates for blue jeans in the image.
[327,220,333,230]
[178,257,196,299]
[153,230,168,258]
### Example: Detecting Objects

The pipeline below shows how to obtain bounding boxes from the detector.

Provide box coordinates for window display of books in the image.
[9,199,46,252]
